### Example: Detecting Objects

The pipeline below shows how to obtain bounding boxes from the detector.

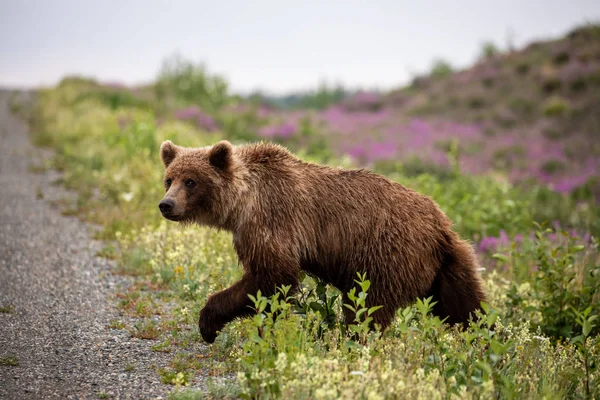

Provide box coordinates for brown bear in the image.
[158,140,486,343]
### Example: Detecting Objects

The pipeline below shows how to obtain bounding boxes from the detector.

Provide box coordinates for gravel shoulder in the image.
[0,90,176,399]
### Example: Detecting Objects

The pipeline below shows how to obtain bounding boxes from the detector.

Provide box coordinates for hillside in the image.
[283,24,599,195]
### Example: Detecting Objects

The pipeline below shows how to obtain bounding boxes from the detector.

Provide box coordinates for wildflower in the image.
[237,372,248,388]
[275,352,288,373]
[367,392,384,400]
[259,123,297,139]
[173,106,218,131]
[174,265,183,276]
[174,372,188,386]
[121,192,134,202]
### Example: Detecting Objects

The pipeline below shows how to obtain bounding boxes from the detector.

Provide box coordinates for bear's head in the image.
[158,140,242,228]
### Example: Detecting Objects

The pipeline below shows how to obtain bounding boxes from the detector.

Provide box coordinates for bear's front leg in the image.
[198,275,257,343]
[198,262,300,343]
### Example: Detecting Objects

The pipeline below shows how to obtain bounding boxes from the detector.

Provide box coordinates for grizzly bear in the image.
[158,140,486,343]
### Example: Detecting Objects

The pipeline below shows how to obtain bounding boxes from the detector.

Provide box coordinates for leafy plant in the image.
[154,54,229,113]
[343,272,382,339]
[430,59,454,78]
[480,41,500,59]
[500,225,599,340]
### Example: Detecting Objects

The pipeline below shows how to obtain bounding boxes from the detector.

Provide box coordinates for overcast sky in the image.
[0,1,598,94]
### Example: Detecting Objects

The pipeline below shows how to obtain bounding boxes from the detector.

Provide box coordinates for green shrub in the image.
[468,96,485,109]
[541,159,566,175]
[541,77,562,93]
[542,127,564,140]
[543,97,570,117]
[553,51,570,66]
[509,97,535,117]
[154,54,229,113]
[499,227,599,340]
[430,59,453,78]
[480,41,500,59]
[515,62,530,75]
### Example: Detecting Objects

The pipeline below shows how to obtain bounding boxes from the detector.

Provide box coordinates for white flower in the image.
[121,192,134,202]
[275,352,288,372]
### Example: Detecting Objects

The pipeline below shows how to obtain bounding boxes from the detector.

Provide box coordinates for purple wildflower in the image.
[173,106,218,132]
[259,123,297,139]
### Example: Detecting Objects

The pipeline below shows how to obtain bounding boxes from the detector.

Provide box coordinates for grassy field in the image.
[20,25,600,400]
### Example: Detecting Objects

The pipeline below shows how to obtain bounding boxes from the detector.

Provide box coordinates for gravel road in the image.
[0,90,178,399]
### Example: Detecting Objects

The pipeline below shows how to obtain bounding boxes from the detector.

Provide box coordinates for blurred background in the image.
[1,0,600,238]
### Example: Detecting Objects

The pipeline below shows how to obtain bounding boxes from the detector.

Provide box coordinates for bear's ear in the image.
[208,140,233,170]
[160,140,179,168]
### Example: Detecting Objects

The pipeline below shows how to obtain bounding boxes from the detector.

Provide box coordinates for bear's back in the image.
[236,143,451,275]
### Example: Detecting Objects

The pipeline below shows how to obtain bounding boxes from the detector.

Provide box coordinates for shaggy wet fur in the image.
[159,140,486,343]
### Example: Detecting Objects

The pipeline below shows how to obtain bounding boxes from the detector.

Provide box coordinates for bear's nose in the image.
[159,199,174,214]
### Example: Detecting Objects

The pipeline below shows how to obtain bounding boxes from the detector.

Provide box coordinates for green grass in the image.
[0,305,15,313]
[128,319,162,340]
[0,356,19,366]
[107,319,126,330]
[28,72,600,399]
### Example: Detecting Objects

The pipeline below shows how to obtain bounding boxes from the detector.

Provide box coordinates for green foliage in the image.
[480,41,500,59]
[75,88,153,110]
[217,103,264,142]
[0,356,19,367]
[255,83,347,110]
[541,77,562,94]
[391,171,532,238]
[499,227,599,340]
[129,319,162,340]
[430,58,454,78]
[8,90,23,114]
[284,115,333,162]
[543,96,570,117]
[0,304,14,313]
[553,51,570,66]
[155,54,229,113]
[343,273,383,338]
[467,96,485,109]
[508,97,535,118]
[541,159,566,175]
[515,62,530,75]
[293,276,340,338]
[159,368,190,386]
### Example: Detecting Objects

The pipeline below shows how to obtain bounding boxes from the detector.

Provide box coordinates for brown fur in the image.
[159,140,486,343]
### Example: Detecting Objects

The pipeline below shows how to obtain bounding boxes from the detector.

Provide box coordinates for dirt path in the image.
[0,90,176,399]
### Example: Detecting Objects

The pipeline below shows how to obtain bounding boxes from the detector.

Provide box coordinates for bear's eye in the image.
[185,179,196,188]
[165,178,172,188]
